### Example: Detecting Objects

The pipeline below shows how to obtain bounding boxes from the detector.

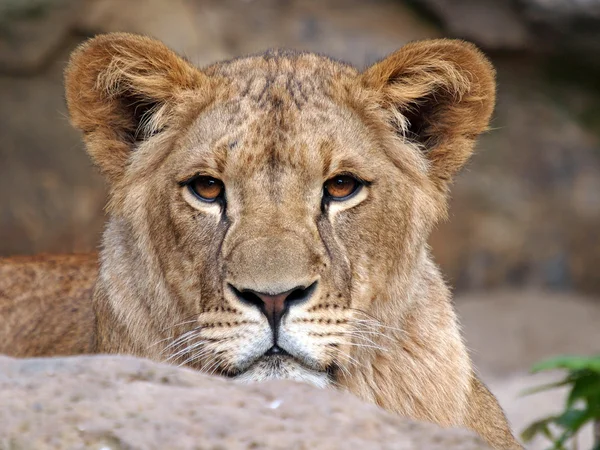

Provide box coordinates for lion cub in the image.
[1,33,521,448]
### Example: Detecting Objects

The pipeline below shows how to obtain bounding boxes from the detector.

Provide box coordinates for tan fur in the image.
[0,254,96,357]
[0,33,522,448]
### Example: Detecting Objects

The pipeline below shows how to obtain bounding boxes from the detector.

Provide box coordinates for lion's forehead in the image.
[227,70,329,111]
[179,66,373,180]
[206,49,358,89]
[205,52,359,126]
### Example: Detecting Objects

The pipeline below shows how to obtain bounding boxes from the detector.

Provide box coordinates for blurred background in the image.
[1,0,599,447]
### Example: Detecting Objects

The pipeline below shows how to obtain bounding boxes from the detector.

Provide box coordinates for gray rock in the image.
[74,0,439,68]
[409,0,532,50]
[0,0,79,74]
[413,0,600,54]
[520,0,600,21]
[0,355,490,450]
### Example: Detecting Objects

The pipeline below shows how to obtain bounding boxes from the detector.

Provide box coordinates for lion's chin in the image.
[233,355,331,389]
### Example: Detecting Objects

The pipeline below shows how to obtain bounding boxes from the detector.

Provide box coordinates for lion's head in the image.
[65,33,495,388]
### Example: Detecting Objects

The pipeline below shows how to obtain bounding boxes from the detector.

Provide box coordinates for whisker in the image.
[163,328,202,353]
[208,360,223,377]
[203,354,225,377]
[180,350,209,367]
[336,341,389,352]
[179,349,210,367]
[150,328,198,351]
[159,314,200,332]
[148,335,176,349]
[321,331,389,351]
[348,307,380,322]
[350,317,406,335]
[326,347,364,378]
[324,347,350,379]
[320,330,383,348]
[348,323,398,342]
[179,337,234,370]
[333,360,352,380]
[165,338,208,362]
[330,329,390,346]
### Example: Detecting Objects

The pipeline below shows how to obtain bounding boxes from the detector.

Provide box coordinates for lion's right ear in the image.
[65,33,208,182]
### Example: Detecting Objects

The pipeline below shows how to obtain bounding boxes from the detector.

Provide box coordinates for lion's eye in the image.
[188,176,224,202]
[323,175,361,200]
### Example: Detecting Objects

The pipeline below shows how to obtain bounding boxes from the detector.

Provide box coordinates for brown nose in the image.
[230,282,317,330]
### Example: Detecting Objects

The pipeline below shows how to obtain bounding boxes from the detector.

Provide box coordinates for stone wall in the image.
[1,0,599,294]
[0,354,491,449]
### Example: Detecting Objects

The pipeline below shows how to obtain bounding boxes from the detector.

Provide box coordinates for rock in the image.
[74,0,439,68]
[75,0,230,66]
[0,355,490,450]
[408,0,532,50]
[0,40,106,256]
[0,0,79,75]
[517,0,600,56]
[456,290,600,377]
[519,0,600,22]
[413,0,600,55]
[430,56,600,294]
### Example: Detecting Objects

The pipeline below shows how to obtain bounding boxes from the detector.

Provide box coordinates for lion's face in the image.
[65,35,495,387]
[124,57,437,385]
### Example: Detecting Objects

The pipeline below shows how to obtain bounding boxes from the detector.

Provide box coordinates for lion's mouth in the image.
[242,346,308,373]
[263,345,290,357]
[229,346,332,388]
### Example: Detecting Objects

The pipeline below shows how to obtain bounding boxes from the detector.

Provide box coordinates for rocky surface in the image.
[0,354,491,450]
[430,55,600,294]
[414,0,600,54]
[1,290,599,449]
[1,0,599,295]
[409,0,533,50]
[0,0,78,74]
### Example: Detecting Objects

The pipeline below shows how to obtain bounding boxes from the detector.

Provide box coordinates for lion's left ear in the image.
[361,39,496,190]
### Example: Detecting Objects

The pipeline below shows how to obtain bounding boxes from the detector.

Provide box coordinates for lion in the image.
[0,33,522,448]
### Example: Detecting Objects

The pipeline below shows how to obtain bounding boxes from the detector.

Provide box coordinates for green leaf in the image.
[553,431,572,450]
[567,373,600,408]
[532,355,600,373]
[521,416,557,443]
[555,408,593,434]
[524,355,600,450]
[521,379,571,397]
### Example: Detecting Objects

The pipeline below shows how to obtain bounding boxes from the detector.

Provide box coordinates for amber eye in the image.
[323,175,361,200]
[188,176,224,202]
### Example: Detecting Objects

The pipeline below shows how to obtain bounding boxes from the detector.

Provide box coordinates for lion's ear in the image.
[65,33,208,182]
[361,39,496,190]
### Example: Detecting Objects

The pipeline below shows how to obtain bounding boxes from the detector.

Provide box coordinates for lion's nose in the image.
[229,282,317,330]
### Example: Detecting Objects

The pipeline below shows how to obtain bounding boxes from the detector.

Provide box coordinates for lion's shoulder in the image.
[0,253,98,357]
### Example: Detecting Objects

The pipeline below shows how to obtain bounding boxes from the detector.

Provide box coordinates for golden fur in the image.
[0,33,522,448]
[0,254,96,356]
